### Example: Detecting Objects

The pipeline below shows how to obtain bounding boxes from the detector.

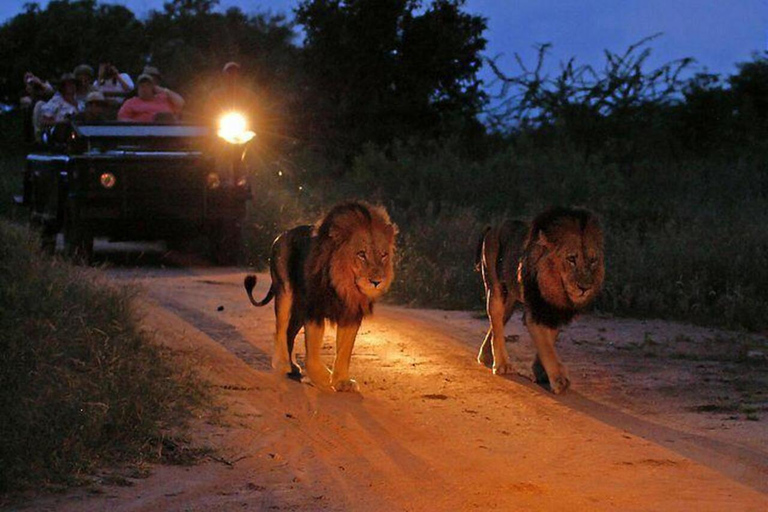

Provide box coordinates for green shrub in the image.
[245,140,768,331]
[388,204,487,309]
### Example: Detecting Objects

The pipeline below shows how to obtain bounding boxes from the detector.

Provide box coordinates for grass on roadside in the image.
[0,219,209,492]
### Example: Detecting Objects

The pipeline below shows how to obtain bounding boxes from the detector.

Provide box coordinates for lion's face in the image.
[345,226,395,300]
[323,203,397,307]
[534,216,604,310]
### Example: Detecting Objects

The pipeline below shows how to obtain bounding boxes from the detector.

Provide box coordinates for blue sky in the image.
[2,0,766,84]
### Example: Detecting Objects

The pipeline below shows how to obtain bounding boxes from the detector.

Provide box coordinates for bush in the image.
[388,204,486,309]
[0,220,207,491]
[246,139,768,332]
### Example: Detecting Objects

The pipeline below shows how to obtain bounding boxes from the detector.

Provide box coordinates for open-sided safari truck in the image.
[16,118,253,264]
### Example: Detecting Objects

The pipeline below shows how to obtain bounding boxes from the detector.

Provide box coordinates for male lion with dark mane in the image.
[244,201,397,392]
[476,207,604,394]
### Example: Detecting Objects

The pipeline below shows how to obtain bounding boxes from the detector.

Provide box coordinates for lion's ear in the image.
[328,223,350,243]
[535,230,553,250]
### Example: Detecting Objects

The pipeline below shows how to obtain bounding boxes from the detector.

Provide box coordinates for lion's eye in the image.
[357,251,367,261]
[566,255,577,265]
[589,257,598,266]
[381,252,389,261]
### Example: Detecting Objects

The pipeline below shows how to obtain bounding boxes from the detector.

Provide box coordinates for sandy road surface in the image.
[24,250,768,511]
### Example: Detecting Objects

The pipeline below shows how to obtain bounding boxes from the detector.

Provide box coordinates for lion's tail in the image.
[475,226,491,271]
[244,274,275,307]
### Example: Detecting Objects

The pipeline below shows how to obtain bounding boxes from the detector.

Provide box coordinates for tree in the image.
[295,0,487,155]
[0,0,146,101]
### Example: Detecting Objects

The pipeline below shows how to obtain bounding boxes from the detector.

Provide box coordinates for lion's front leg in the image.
[526,317,570,394]
[331,321,361,392]
[304,320,332,388]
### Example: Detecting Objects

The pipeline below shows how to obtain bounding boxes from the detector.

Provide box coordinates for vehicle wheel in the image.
[63,203,93,264]
[209,221,242,266]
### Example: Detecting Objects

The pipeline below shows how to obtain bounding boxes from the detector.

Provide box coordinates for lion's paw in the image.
[477,349,493,367]
[493,361,515,375]
[332,379,360,393]
[272,358,293,376]
[550,374,571,395]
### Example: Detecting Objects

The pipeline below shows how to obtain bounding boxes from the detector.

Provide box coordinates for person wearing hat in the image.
[205,61,261,131]
[75,91,110,123]
[20,71,55,146]
[73,64,96,108]
[142,66,162,86]
[117,73,185,122]
[94,62,134,105]
[39,73,80,127]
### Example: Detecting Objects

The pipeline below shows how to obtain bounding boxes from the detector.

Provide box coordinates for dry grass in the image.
[0,220,209,492]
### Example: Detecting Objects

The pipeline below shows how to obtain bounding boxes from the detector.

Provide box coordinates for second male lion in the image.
[244,201,397,392]
[476,207,604,394]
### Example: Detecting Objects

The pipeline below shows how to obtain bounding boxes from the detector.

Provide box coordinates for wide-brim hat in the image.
[74,64,95,78]
[223,61,241,73]
[136,74,154,84]
[85,91,107,104]
[142,66,161,79]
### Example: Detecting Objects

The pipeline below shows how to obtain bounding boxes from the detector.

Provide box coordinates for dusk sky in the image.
[1,0,766,85]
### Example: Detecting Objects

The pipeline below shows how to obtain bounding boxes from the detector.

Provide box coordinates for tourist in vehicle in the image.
[117,74,185,122]
[20,72,54,106]
[94,62,133,105]
[142,65,163,86]
[39,73,79,127]
[20,72,55,145]
[73,64,96,108]
[76,92,111,123]
[206,61,260,128]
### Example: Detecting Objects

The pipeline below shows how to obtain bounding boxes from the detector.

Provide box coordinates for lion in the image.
[476,207,604,394]
[244,201,397,392]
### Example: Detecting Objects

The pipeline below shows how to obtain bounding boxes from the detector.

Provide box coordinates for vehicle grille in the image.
[121,159,206,219]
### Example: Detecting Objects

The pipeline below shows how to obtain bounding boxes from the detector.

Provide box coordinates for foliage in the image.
[0,0,146,101]
[0,220,208,491]
[295,0,488,155]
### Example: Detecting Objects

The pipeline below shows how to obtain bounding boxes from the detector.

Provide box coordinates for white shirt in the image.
[94,73,134,104]
[39,93,79,123]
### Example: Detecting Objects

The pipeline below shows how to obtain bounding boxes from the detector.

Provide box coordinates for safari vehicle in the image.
[16,115,254,264]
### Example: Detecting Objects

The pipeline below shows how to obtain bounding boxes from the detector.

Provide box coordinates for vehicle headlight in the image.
[217,112,255,145]
[100,172,116,189]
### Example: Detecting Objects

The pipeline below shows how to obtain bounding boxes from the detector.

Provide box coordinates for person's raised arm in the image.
[156,85,185,112]
[112,66,134,92]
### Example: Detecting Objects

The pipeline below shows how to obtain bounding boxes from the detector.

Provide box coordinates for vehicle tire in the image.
[209,220,242,266]
[63,202,93,264]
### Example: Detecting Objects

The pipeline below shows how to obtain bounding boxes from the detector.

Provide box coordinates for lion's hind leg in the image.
[478,325,494,367]
[272,288,295,375]
[285,315,303,379]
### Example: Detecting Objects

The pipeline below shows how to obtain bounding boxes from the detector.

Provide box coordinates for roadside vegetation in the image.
[0,220,208,492]
[1,1,767,335]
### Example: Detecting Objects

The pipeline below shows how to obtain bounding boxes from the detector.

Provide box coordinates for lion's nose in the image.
[577,284,591,295]
[370,279,382,288]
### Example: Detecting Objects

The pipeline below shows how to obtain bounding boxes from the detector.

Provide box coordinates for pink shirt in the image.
[117,92,178,122]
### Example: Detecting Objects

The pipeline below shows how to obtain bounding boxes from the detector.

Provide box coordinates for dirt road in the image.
[29,251,768,511]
